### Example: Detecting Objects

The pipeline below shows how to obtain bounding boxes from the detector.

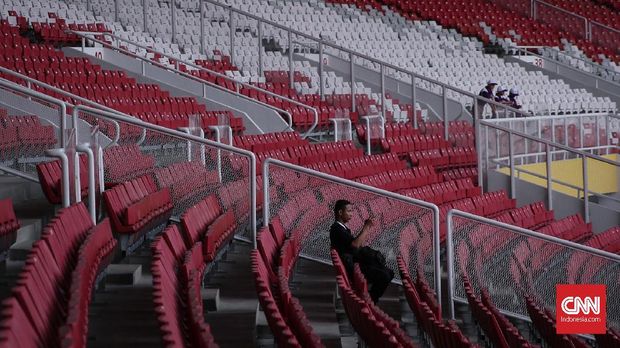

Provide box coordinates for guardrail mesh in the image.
[450,214,620,330]
[76,108,254,240]
[265,162,437,289]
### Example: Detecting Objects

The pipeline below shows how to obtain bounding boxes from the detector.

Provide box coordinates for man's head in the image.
[496,86,507,96]
[486,79,498,91]
[334,199,352,223]
[509,87,519,97]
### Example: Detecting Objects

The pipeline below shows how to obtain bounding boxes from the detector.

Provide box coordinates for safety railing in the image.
[68,0,535,141]
[446,209,620,331]
[262,158,442,304]
[0,66,122,147]
[478,119,620,223]
[0,76,67,180]
[509,46,620,93]
[484,112,620,152]
[495,0,620,54]
[198,0,533,132]
[70,30,321,137]
[69,104,258,245]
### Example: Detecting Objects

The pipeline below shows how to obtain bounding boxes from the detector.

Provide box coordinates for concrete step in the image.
[203,241,258,348]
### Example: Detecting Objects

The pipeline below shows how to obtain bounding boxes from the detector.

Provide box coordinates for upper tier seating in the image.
[0,203,116,347]
[23,0,424,127]
[331,0,620,65]
[218,0,613,115]
[0,15,244,135]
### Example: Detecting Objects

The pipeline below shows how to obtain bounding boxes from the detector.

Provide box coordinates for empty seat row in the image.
[584,226,620,253]
[59,218,117,347]
[355,166,441,191]
[0,203,115,347]
[267,226,324,346]
[537,214,592,242]
[399,177,481,205]
[332,251,415,347]
[0,198,20,254]
[151,225,218,347]
[396,256,474,347]
[525,297,589,348]
[462,275,533,348]
[37,154,91,205]
[0,113,56,159]
[306,152,407,180]
[153,162,219,207]
[408,146,477,169]
[102,174,173,251]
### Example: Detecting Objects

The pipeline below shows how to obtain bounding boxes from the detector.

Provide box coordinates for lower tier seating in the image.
[0,198,20,254]
[0,203,115,347]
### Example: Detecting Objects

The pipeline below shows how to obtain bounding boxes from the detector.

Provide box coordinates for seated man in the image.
[329,199,394,303]
[508,88,522,110]
[495,86,510,104]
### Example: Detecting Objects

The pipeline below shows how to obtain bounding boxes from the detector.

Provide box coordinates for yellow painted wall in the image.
[497,154,618,198]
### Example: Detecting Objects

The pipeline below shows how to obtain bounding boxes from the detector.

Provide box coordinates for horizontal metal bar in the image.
[485,111,620,122]
[74,105,256,158]
[71,30,320,137]
[448,209,620,262]
[264,158,439,212]
[536,0,589,21]
[590,20,620,34]
[0,164,40,182]
[511,46,620,88]
[491,158,620,204]
[202,0,531,118]
[480,121,620,166]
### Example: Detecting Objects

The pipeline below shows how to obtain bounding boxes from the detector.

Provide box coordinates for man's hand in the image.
[364,218,375,228]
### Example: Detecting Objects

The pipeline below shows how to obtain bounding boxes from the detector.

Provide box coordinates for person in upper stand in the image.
[329,199,394,303]
[508,88,522,111]
[495,86,510,104]
[477,79,498,118]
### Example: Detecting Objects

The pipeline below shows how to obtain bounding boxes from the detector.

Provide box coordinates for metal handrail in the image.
[0,164,39,183]
[510,46,620,90]
[0,66,121,147]
[491,156,620,203]
[0,73,68,146]
[485,111,620,122]
[201,0,532,128]
[74,104,258,247]
[72,31,292,132]
[480,119,620,222]
[262,157,442,310]
[543,47,619,78]
[445,208,620,319]
[70,30,321,138]
[590,20,620,35]
[535,0,589,22]
[481,120,620,166]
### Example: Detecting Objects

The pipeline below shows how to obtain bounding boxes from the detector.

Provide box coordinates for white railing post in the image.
[200,0,205,54]
[319,42,324,100]
[258,19,263,78]
[171,0,176,43]
[76,143,96,223]
[582,154,589,223]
